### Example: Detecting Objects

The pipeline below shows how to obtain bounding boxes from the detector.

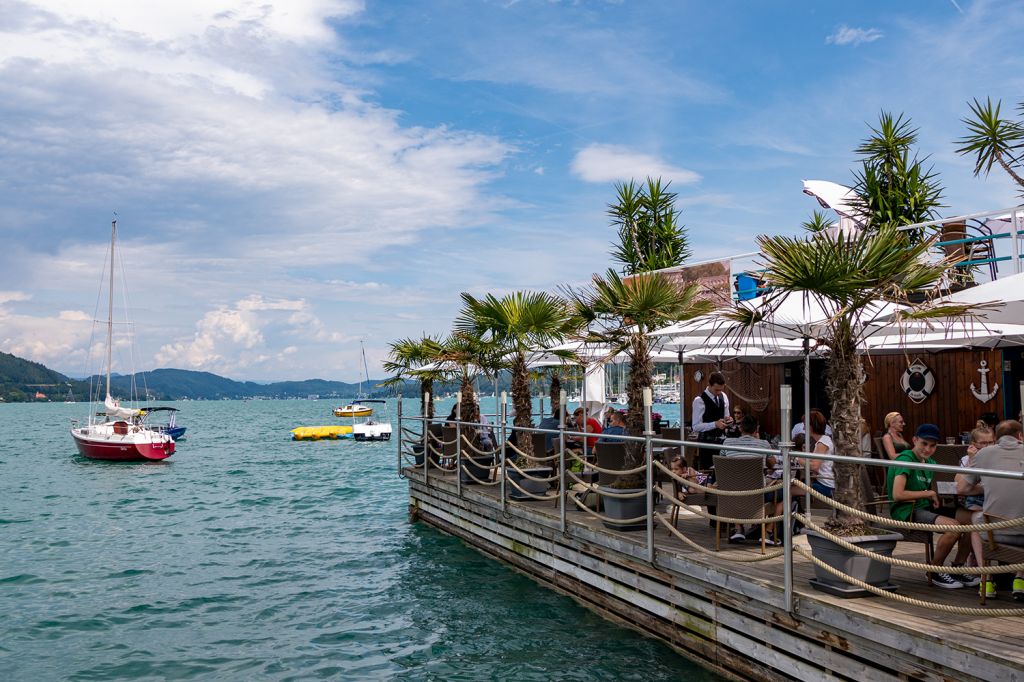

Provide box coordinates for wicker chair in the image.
[595,442,628,488]
[712,455,769,553]
[980,513,1024,605]
[427,423,446,468]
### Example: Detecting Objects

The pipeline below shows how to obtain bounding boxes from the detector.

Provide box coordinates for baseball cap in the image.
[914,424,941,442]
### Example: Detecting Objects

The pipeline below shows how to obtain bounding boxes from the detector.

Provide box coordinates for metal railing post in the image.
[803,340,812,514]
[455,391,462,497]
[422,392,430,482]
[644,387,655,564]
[500,392,507,513]
[396,394,403,476]
[559,389,567,533]
[780,385,794,613]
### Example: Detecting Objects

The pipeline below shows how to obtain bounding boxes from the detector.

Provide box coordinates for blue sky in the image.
[0,0,1021,381]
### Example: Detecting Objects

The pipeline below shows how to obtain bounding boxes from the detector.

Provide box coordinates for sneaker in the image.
[765,534,783,547]
[729,532,746,544]
[1014,578,1024,601]
[959,573,981,588]
[980,582,997,599]
[930,573,965,589]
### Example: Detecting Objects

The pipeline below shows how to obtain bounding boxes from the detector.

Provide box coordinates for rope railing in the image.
[398,396,1024,620]
[655,512,785,562]
[504,460,558,483]
[503,439,561,463]
[652,460,784,497]
[792,479,1024,533]
[459,463,500,486]
[505,475,560,501]
[566,492,647,525]
[793,546,1024,616]
[675,501,784,525]
[795,514,1024,575]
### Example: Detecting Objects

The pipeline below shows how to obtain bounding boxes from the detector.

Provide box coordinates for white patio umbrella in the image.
[939,272,1024,325]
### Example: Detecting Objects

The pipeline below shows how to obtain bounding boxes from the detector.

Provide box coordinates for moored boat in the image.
[334,404,373,417]
[70,219,175,461]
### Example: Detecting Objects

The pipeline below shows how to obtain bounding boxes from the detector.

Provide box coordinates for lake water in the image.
[1,399,715,680]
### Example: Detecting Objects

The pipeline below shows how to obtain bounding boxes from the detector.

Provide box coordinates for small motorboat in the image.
[351,400,392,441]
[139,406,186,440]
[334,404,373,418]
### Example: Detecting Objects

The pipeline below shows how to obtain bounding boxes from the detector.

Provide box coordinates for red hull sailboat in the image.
[70,219,175,461]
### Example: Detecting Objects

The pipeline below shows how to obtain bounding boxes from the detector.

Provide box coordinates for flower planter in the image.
[805,530,903,598]
[507,467,552,500]
[599,486,648,531]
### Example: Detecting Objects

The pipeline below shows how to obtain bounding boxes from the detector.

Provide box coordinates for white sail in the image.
[104,394,140,419]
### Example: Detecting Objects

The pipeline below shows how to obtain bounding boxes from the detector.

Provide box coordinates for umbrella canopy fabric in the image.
[939,272,1024,326]
[802,179,867,226]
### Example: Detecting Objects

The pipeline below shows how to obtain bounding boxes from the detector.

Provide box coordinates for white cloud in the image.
[826,25,883,46]
[0,291,30,305]
[570,144,701,184]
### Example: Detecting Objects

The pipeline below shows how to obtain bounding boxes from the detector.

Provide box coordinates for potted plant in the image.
[732,115,975,592]
[565,268,712,531]
[507,454,552,500]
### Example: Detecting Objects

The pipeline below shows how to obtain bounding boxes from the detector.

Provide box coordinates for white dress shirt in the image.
[691,389,730,434]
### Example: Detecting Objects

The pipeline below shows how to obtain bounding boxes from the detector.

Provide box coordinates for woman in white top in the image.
[805,410,835,498]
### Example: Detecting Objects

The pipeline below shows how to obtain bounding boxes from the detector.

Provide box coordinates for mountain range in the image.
[0,351,401,402]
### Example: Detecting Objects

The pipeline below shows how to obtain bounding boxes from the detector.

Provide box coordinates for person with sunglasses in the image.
[723,404,746,439]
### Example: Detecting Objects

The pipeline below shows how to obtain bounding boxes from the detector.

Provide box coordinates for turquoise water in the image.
[1,399,716,680]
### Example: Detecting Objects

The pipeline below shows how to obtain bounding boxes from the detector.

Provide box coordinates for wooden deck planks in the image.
[405,467,1024,681]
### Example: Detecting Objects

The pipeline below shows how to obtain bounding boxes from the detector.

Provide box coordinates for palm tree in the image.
[956,97,1024,193]
[565,270,714,482]
[382,335,444,419]
[608,177,692,275]
[455,291,573,458]
[731,225,972,533]
[852,112,944,239]
[433,331,501,428]
[801,210,833,233]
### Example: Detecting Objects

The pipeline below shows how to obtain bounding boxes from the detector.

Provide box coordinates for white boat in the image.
[351,399,392,441]
[334,341,374,418]
[70,219,175,461]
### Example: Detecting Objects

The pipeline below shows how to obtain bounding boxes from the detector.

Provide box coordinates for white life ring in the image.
[901,359,935,404]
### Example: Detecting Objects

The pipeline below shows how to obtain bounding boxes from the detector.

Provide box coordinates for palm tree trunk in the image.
[510,354,534,458]
[549,374,562,418]
[825,332,869,534]
[997,152,1024,190]
[459,376,477,425]
[421,378,434,420]
[623,334,652,472]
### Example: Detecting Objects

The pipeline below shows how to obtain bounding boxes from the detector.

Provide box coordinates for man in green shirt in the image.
[887,423,966,589]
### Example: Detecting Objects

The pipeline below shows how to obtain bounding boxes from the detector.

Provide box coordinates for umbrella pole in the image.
[803,337,811,514]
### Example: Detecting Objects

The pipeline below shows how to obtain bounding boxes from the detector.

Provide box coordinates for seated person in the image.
[958,419,1024,600]
[669,455,705,503]
[567,407,602,451]
[887,424,967,589]
[720,416,779,545]
[802,410,835,498]
[724,404,746,439]
[721,415,771,461]
[537,408,568,454]
[598,410,627,443]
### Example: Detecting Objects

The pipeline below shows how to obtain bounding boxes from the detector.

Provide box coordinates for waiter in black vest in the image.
[691,371,731,469]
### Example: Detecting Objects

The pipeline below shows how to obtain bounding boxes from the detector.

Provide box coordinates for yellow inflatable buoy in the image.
[291,425,354,441]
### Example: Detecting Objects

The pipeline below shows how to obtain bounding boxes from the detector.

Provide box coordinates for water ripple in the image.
[0,400,716,681]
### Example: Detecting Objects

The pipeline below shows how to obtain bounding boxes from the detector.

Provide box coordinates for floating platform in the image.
[291,425,353,440]
[405,465,1024,682]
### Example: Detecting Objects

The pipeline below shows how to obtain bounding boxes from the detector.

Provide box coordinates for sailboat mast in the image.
[105,219,116,399]
[360,341,370,397]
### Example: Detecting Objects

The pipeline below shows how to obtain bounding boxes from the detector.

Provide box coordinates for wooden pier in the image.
[405,466,1024,682]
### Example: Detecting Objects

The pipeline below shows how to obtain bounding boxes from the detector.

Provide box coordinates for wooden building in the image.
[681,346,1024,443]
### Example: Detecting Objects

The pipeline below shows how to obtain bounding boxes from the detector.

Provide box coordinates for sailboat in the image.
[70,220,175,461]
[333,341,374,418]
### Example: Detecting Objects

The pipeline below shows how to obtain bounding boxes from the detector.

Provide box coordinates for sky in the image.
[1,0,1022,382]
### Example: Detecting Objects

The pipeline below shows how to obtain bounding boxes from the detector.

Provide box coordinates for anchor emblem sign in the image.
[970,360,999,403]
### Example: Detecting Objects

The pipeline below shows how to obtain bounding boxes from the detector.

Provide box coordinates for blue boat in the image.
[139,406,186,441]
